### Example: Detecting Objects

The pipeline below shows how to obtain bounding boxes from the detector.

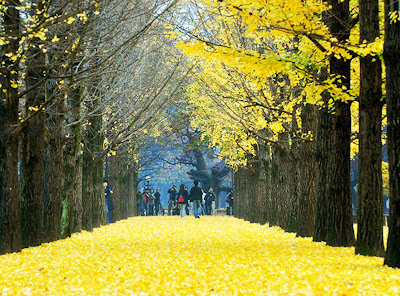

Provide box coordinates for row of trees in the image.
[174,0,400,267]
[0,0,185,255]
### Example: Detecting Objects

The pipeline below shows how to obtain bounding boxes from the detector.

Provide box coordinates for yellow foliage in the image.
[0,217,398,295]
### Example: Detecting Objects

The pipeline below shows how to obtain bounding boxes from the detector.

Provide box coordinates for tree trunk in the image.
[326,100,355,246]
[257,141,271,225]
[271,133,297,230]
[383,0,400,268]
[324,0,355,247]
[356,0,385,256]
[82,94,105,230]
[43,98,64,243]
[314,104,332,242]
[0,1,22,254]
[73,153,83,233]
[62,86,82,238]
[20,45,46,247]
[20,0,47,249]
[297,103,318,237]
[82,147,94,231]
[109,154,121,222]
[20,0,47,247]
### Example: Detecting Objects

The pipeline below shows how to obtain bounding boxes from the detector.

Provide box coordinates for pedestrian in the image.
[205,188,216,215]
[189,180,202,218]
[136,189,143,216]
[142,188,150,216]
[148,189,156,216]
[177,184,189,218]
[154,188,161,215]
[103,180,114,223]
[184,185,190,215]
[226,190,233,215]
[167,185,177,215]
[201,189,207,215]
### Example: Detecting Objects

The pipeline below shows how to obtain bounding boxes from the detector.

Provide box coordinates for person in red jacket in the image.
[177,184,189,218]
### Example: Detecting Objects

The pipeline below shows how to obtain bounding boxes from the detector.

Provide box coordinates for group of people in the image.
[167,181,234,218]
[138,188,162,216]
[167,181,216,218]
[104,179,234,222]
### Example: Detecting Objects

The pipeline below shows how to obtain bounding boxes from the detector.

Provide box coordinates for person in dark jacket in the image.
[142,188,150,216]
[148,189,156,216]
[103,180,114,223]
[177,184,189,218]
[205,188,216,215]
[189,180,203,218]
[226,190,233,215]
[167,185,177,215]
[154,188,161,215]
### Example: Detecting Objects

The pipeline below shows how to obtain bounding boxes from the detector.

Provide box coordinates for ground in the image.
[0,216,399,295]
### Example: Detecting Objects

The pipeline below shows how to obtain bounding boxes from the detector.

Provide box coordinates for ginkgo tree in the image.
[172,0,387,253]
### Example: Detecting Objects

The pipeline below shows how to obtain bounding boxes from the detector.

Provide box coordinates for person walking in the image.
[189,180,202,219]
[226,190,233,215]
[141,188,150,216]
[103,180,114,223]
[167,185,177,215]
[154,188,161,215]
[148,189,156,216]
[177,184,189,218]
[205,188,216,215]
[136,189,143,216]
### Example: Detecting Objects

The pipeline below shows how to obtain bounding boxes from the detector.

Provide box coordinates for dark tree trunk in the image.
[271,133,298,231]
[384,0,400,268]
[62,86,82,238]
[20,42,46,247]
[109,154,121,223]
[43,98,64,243]
[297,103,318,237]
[314,104,332,242]
[256,142,271,225]
[356,0,385,256]
[20,0,47,249]
[73,153,83,232]
[0,1,22,254]
[92,117,105,227]
[82,92,105,230]
[326,100,355,247]
[324,0,355,247]
[132,171,138,217]
[82,147,94,231]
[233,167,248,220]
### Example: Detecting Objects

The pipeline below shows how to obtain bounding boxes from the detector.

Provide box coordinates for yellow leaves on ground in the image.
[0,216,398,295]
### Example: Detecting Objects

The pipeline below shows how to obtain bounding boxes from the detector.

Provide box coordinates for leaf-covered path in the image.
[0,216,399,295]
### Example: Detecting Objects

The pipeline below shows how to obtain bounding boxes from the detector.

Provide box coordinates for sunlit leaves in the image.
[0,216,398,295]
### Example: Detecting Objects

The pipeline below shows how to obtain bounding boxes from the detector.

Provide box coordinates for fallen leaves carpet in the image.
[0,216,399,295]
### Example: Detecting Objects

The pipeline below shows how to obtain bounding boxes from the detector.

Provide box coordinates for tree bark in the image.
[271,133,298,231]
[324,0,355,247]
[314,103,332,242]
[20,46,46,247]
[0,1,22,254]
[383,0,400,268]
[297,103,318,237]
[356,0,385,256]
[62,86,82,238]
[256,141,271,225]
[82,146,94,231]
[43,98,64,243]
[73,152,83,233]
[109,154,121,222]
